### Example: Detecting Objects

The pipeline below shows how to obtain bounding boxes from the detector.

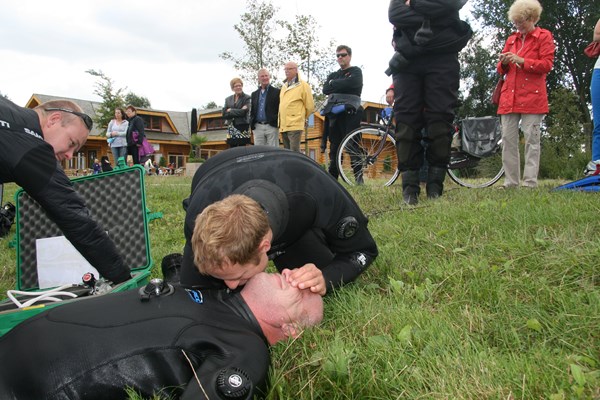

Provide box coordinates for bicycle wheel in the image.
[447,133,504,188]
[337,127,399,187]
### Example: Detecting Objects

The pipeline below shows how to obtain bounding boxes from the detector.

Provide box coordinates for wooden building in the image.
[25,94,192,172]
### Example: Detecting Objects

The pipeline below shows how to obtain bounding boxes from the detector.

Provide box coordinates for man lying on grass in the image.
[0,197,323,400]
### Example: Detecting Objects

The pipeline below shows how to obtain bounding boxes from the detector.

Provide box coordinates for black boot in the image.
[161,253,183,284]
[426,166,447,199]
[402,170,420,205]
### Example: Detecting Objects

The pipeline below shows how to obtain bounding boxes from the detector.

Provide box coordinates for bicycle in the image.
[336,110,504,188]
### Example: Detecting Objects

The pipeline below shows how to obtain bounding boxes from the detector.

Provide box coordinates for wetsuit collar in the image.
[218,290,268,345]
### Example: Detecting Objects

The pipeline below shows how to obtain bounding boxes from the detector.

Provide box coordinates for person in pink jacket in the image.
[496,0,555,188]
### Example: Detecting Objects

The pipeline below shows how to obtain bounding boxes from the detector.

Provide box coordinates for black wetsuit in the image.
[180,146,378,292]
[0,287,269,399]
[0,97,130,283]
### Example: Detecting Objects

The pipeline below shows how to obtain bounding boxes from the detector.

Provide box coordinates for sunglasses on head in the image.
[336,53,349,58]
[44,108,93,130]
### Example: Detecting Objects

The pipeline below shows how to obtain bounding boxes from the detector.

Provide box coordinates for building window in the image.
[169,154,184,168]
[206,118,226,131]
[307,114,314,127]
[140,115,162,132]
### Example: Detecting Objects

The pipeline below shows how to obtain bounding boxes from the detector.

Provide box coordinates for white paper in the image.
[36,235,99,289]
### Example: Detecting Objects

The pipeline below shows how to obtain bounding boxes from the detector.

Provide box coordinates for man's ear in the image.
[281,323,301,339]
[259,236,271,253]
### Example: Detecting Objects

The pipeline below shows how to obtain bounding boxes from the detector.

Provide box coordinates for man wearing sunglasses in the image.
[322,45,364,182]
[0,97,131,284]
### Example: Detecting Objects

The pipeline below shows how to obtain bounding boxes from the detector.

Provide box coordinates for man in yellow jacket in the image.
[278,61,315,152]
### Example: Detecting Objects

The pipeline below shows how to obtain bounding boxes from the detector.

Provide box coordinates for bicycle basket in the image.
[460,117,501,158]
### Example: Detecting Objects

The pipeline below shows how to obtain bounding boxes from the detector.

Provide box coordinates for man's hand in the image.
[282,264,326,296]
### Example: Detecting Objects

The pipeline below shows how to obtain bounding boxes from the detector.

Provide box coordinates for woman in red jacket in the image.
[496,0,555,188]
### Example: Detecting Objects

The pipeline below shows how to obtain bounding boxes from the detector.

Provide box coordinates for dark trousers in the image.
[327,108,363,179]
[392,53,459,170]
[127,145,140,165]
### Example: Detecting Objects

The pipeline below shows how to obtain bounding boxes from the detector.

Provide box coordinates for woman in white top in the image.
[106,108,129,164]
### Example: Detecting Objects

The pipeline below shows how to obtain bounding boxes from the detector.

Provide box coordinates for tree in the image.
[124,93,151,109]
[201,101,218,110]
[457,34,499,118]
[86,69,126,131]
[86,70,153,131]
[219,0,283,84]
[279,15,336,101]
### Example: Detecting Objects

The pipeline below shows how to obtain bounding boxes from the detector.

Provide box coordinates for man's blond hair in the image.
[192,194,270,275]
[35,100,85,128]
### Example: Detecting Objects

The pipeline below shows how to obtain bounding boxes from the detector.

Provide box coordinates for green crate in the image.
[0,165,153,336]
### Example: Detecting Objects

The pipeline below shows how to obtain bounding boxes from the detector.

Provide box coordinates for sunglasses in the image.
[45,108,93,130]
[336,53,349,58]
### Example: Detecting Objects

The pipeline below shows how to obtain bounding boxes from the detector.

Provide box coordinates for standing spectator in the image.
[223,77,251,148]
[279,62,314,152]
[250,68,281,147]
[92,158,101,175]
[385,84,395,106]
[125,105,145,165]
[496,0,555,188]
[584,18,600,176]
[322,45,364,182]
[105,107,128,164]
[388,0,472,204]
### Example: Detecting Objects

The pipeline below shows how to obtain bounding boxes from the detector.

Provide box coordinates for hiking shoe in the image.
[584,160,600,176]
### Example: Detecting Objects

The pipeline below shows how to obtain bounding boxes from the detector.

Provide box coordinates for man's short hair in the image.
[336,45,352,56]
[35,100,85,127]
[192,194,270,275]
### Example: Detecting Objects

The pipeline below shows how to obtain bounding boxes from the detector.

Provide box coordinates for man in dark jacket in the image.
[250,68,281,147]
[387,0,472,204]
[179,146,378,296]
[322,45,364,182]
[0,97,130,284]
[0,271,323,399]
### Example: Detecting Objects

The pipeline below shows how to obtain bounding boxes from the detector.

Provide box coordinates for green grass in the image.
[1,177,599,399]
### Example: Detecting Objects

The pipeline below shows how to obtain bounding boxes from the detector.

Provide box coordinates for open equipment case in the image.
[0,165,154,336]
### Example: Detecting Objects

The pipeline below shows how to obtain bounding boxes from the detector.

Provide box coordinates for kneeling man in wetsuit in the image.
[179,146,379,295]
[0,196,323,400]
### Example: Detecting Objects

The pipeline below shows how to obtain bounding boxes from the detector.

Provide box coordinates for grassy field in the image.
[1,176,599,399]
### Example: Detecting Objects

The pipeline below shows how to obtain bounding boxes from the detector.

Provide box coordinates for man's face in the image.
[336,49,351,70]
[210,230,273,289]
[43,112,88,161]
[251,272,323,324]
[284,63,297,81]
[258,71,270,88]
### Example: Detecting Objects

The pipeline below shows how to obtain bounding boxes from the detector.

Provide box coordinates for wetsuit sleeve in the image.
[14,149,131,284]
[321,221,378,292]
[180,330,270,400]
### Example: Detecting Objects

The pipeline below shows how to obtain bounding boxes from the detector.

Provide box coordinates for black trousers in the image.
[393,53,459,169]
[326,108,363,179]
[127,145,140,165]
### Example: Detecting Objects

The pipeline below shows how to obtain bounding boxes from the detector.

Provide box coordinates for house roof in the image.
[27,93,193,143]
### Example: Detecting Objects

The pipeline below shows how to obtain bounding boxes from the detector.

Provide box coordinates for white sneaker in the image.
[584,160,600,176]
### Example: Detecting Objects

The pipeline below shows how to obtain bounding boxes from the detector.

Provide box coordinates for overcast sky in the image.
[0,0,404,112]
